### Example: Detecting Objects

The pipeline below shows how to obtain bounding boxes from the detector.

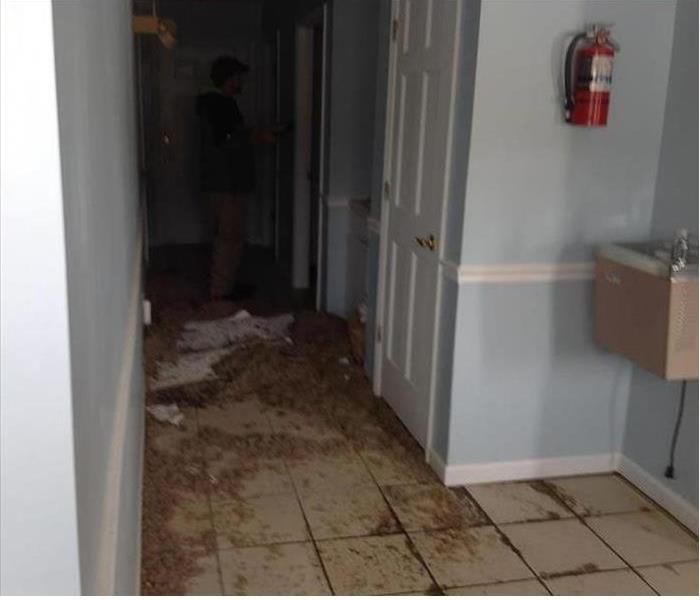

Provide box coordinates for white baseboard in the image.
[95,239,143,594]
[616,454,698,534]
[132,404,145,595]
[429,451,617,486]
[427,448,447,481]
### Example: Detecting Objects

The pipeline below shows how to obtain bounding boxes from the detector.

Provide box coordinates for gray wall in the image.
[439,0,677,466]
[324,0,380,315]
[53,0,144,593]
[0,1,82,592]
[150,0,262,42]
[449,281,632,462]
[460,0,675,265]
[650,0,699,240]
[623,0,699,509]
[326,0,379,200]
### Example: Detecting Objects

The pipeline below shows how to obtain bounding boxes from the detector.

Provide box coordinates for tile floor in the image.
[154,406,698,594]
[144,336,698,596]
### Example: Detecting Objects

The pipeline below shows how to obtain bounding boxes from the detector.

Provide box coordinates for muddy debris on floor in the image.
[141,304,431,594]
[290,310,347,346]
[141,418,212,595]
[148,380,220,409]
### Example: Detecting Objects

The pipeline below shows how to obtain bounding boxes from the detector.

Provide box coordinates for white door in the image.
[379,0,460,447]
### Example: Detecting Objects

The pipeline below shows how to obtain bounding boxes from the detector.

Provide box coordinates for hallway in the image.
[4,1,699,595]
[142,307,698,595]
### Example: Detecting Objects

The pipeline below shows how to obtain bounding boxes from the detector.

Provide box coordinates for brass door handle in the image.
[415,234,437,251]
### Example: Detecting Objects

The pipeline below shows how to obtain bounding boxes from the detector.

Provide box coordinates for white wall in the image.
[52,0,144,593]
[0,1,82,593]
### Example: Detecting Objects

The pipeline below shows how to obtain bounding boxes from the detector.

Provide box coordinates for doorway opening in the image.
[294,8,328,310]
[136,0,324,320]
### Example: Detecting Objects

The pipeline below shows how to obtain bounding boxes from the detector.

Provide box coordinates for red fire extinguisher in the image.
[564,25,619,127]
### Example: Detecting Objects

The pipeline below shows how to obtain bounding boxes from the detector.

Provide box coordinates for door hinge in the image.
[392,18,399,42]
[376,325,382,343]
[383,180,391,200]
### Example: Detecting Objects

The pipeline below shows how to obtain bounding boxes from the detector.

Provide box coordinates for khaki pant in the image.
[209,192,245,298]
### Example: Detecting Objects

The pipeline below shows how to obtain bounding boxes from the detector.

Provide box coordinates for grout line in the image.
[207,517,565,550]
[354,450,444,595]
[269,410,336,596]
[207,510,227,596]
[440,575,551,593]
[632,559,699,596]
[536,480,660,596]
[194,406,227,596]
[458,486,554,595]
[543,563,654,581]
[643,558,700,567]
[634,572,663,596]
[611,472,699,540]
[282,465,337,595]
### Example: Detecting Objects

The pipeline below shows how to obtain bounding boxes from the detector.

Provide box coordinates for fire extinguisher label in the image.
[578,55,613,92]
[590,55,613,92]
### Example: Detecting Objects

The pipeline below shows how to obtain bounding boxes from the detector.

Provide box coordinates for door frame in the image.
[372,0,400,399]
[274,27,281,261]
[293,3,328,303]
[372,0,463,460]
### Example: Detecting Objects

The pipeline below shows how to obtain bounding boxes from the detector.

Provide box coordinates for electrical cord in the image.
[665,379,687,479]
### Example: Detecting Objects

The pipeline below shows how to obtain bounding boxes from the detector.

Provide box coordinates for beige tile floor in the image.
[144,332,697,596]
[152,390,698,595]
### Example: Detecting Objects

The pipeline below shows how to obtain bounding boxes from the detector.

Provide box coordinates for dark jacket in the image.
[196,91,255,193]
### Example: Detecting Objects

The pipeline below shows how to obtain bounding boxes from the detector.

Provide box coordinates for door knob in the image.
[415,234,437,251]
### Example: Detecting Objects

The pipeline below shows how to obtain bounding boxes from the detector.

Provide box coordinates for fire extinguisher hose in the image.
[564,32,588,116]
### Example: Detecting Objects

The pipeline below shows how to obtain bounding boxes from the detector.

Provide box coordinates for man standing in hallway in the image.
[196,56,260,300]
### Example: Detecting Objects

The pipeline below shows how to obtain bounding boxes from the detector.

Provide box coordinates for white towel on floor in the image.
[177,310,294,352]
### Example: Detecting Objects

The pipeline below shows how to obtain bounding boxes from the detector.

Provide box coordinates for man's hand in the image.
[270,122,293,135]
[251,130,277,144]
[251,122,293,145]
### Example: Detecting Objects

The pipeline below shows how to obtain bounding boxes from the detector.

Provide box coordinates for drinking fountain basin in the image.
[595,240,698,380]
[599,240,698,279]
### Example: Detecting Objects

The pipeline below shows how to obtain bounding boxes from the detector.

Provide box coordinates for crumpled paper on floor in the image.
[178,310,294,352]
[149,348,230,391]
[146,403,185,426]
